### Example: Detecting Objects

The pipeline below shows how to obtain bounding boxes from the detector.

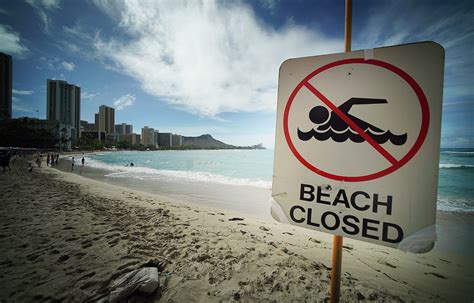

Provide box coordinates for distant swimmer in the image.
[130,162,134,167]
[298,97,407,145]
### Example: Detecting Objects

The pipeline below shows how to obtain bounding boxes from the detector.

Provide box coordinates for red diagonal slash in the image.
[303,81,398,165]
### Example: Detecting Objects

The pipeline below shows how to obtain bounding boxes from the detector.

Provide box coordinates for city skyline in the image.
[0,1,472,148]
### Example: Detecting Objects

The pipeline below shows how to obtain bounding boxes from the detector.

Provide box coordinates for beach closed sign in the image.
[271,42,444,252]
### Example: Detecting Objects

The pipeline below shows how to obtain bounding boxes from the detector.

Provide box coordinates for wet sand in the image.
[57,156,273,220]
[0,157,472,302]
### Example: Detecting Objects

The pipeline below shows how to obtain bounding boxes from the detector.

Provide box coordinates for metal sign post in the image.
[330,2,351,302]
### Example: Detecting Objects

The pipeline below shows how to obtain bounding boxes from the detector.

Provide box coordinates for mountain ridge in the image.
[182,134,264,149]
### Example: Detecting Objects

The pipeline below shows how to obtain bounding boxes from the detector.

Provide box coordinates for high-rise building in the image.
[158,132,172,147]
[94,113,99,130]
[154,130,160,147]
[141,126,155,146]
[119,133,141,145]
[115,123,133,135]
[0,52,12,120]
[172,134,183,146]
[80,120,95,131]
[125,124,133,134]
[46,79,81,140]
[95,105,115,134]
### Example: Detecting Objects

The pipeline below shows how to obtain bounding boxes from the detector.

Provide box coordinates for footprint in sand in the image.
[377,260,397,268]
[57,255,70,262]
[228,217,244,221]
[27,254,40,261]
[82,241,93,249]
[79,271,96,280]
[80,280,100,290]
[424,272,447,279]
[108,238,120,247]
[75,252,87,259]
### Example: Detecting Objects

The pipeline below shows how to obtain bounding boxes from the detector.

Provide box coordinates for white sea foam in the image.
[437,196,474,213]
[85,158,272,189]
[441,151,474,154]
[439,163,474,169]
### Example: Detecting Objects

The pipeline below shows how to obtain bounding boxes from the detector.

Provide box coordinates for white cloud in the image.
[12,96,36,114]
[93,1,342,118]
[113,94,136,110]
[0,24,28,56]
[82,91,97,100]
[13,89,34,95]
[259,0,279,14]
[26,0,61,32]
[51,73,66,80]
[26,0,61,10]
[40,57,76,71]
[61,60,75,71]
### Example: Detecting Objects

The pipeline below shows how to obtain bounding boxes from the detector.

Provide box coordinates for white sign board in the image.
[271,42,444,252]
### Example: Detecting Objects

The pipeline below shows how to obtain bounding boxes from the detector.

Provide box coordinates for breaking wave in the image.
[85,158,272,189]
[437,196,474,213]
[439,163,474,169]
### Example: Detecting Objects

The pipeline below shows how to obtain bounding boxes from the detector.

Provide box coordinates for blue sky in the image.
[0,0,472,148]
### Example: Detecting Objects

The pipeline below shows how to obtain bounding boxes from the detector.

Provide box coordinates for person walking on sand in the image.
[1,152,11,172]
[81,157,85,166]
[47,154,50,166]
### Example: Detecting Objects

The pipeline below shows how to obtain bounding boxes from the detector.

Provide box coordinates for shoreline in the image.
[0,158,473,302]
[59,154,474,257]
[57,154,274,221]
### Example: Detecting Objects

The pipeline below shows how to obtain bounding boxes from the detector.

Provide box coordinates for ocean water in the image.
[85,148,473,213]
[437,148,474,213]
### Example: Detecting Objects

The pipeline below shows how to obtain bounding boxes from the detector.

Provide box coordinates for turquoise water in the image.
[438,148,474,212]
[87,149,274,189]
[86,148,473,213]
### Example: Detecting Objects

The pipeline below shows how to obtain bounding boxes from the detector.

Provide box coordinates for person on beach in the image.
[27,162,33,173]
[35,155,41,167]
[47,154,50,166]
[71,156,75,171]
[1,152,11,172]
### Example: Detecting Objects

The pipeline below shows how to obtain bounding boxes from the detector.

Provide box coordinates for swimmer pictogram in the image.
[282,57,432,182]
[297,98,407,145]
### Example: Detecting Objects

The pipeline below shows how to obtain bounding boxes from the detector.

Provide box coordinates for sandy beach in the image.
[0,157,473,302]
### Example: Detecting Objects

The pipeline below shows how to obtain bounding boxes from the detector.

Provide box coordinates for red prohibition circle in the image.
[283,58,430,182]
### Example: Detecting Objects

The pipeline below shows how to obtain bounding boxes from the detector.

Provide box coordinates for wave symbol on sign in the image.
[297,97,407,145]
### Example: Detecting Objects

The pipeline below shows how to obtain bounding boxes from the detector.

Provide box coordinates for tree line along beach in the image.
[0,150,472,302]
